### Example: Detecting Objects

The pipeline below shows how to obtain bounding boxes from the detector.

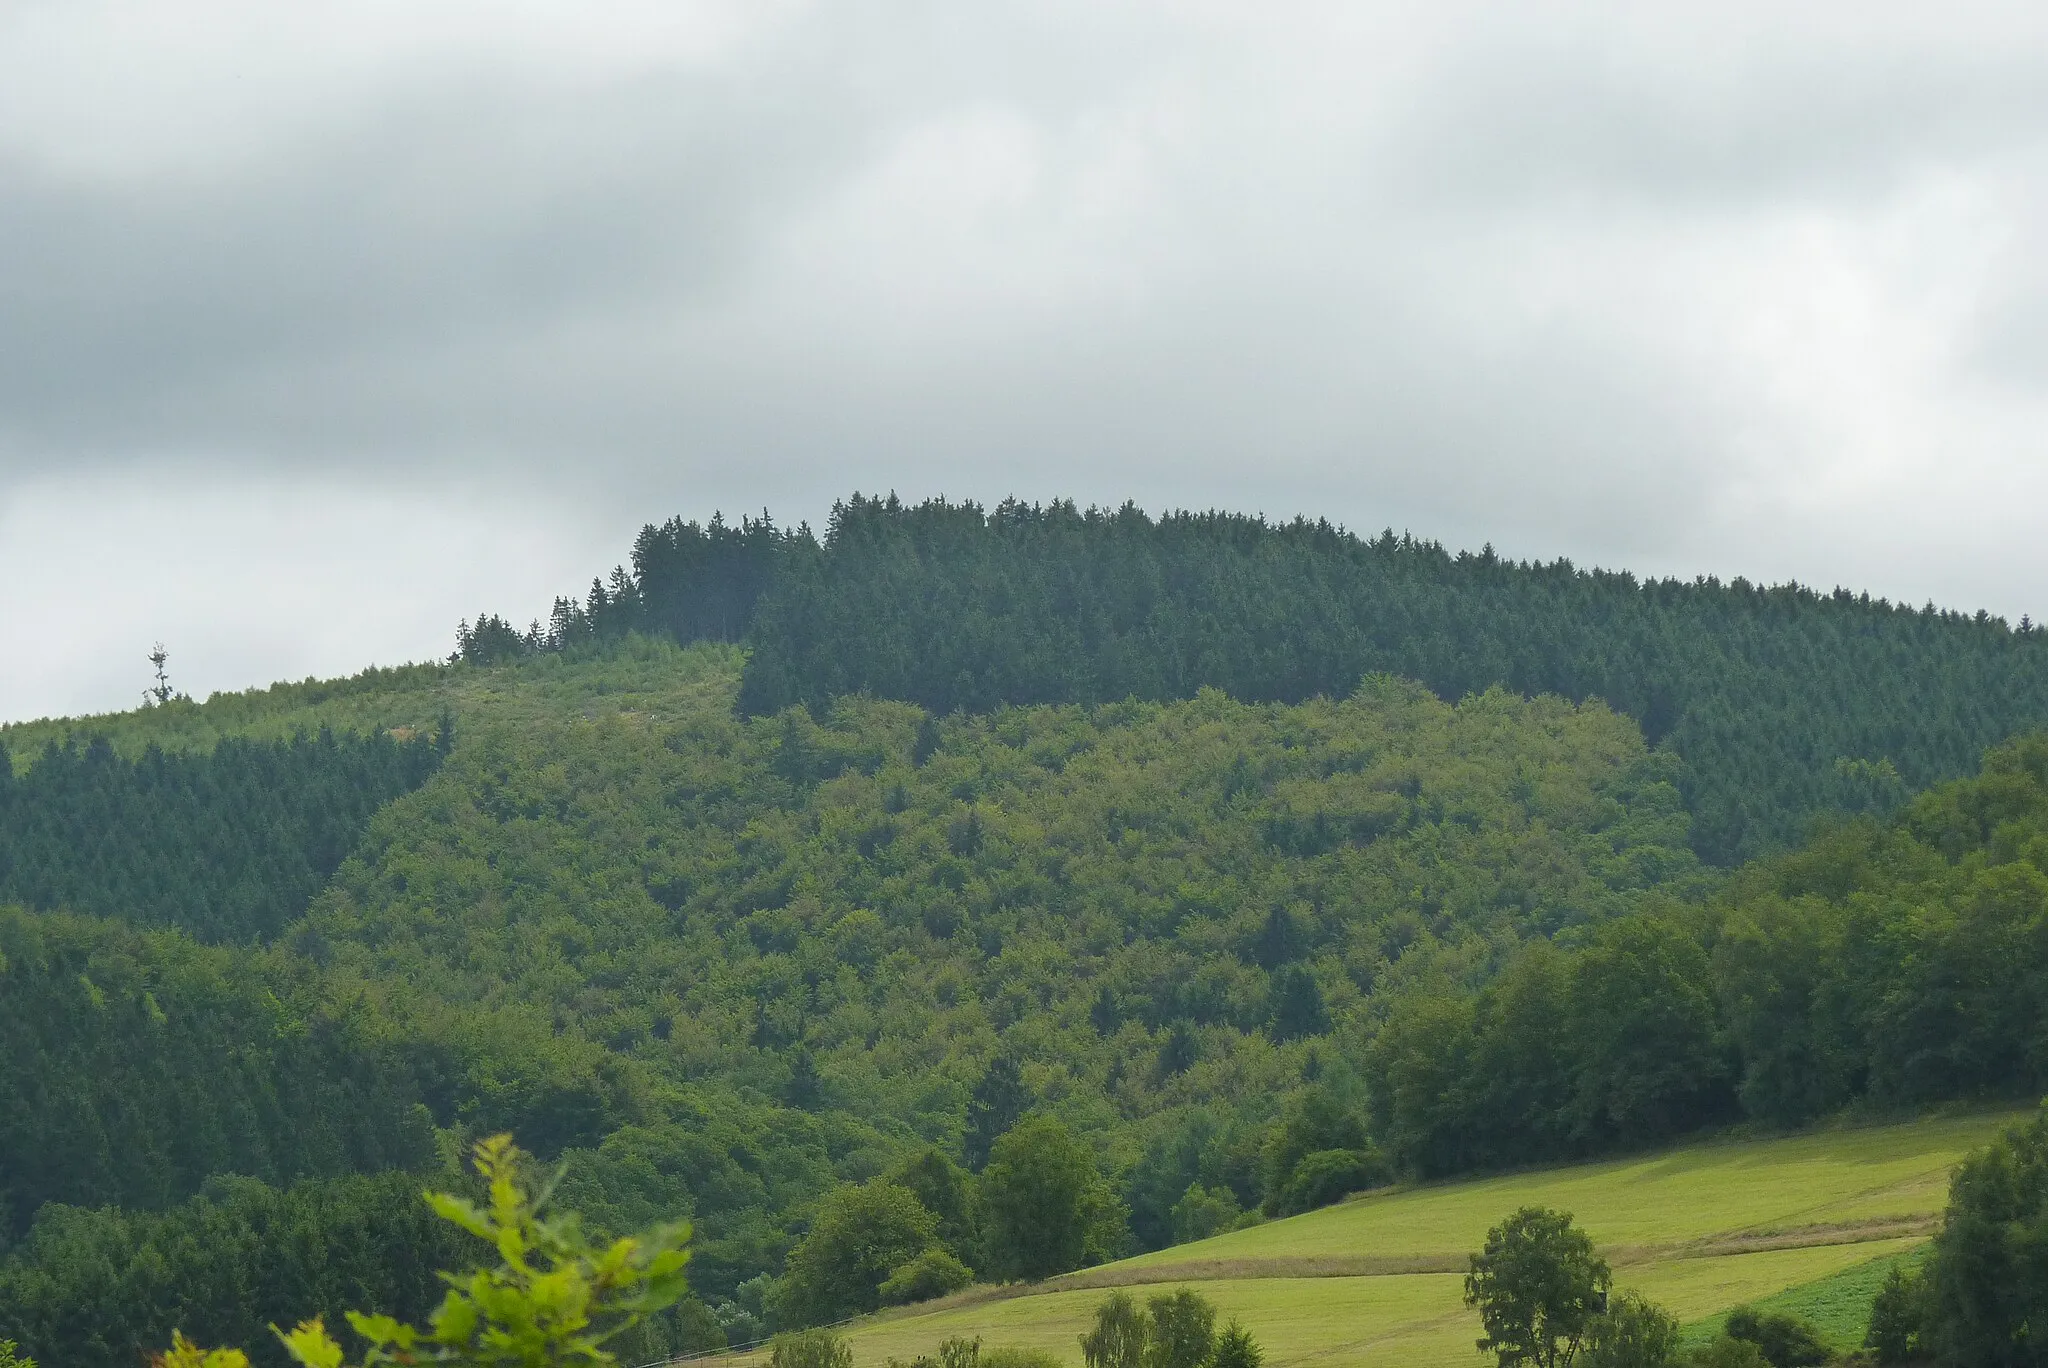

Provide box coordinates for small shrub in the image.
[1212,1320,1263,1368]
[1689,1338,1772,1368]
[0,1341,35,1368]
[773,1328,855,1368]
[982,1350,1064,1368]
[938,1336,983,1368]
[1725,1307,1832,1367]
[879,1249,975,1306]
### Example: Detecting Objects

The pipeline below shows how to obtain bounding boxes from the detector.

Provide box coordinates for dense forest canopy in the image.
[464,496,2048,864]
[0,908,436,1252]
[0,727,445,943]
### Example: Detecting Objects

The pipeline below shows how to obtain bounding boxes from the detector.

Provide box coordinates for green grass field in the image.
[717,1112,2017,1368]
[1677,1245,1931,1354]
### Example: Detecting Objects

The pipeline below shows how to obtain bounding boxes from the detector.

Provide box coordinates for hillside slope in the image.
[11,633,2048,1365]
[740,1112,2015,1368]
[0,639,1711,1359]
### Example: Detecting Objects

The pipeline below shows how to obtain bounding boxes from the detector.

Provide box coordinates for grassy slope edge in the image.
[720,1112,2015,1368]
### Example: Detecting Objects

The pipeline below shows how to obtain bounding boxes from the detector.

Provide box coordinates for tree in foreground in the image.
[0,1342,35,1368]
[151,1134,692,1368]
[1465,1207,1613,1368]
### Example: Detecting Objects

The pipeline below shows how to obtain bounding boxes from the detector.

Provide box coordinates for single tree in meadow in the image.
[1211,1320,1262,1368]
[1465,1207,1612,1368]
[1142,1289,1217,1368]
[1079,1293,1148,1368]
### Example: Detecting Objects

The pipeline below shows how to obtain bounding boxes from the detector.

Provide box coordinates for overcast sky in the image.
[5,2,2047,723]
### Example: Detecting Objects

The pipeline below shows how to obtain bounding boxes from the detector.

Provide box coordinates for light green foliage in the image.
[777,1180,940,1322]
[1210,1320,1261,1368]
[878,1250,975,1307]
[3,661,456,766]
[0,1341,36,1368]
[1464,1207,1612,1368]
[1142,1289,1217,1368]
[770,1329,854,1368]
[1080,1293,1148,1368]
[152,1334,250,1368]
[980,1116,1127,1282]
[887,1335,986,1368]
[1581,1293,1681,1368]
[270,1133,692,1367]
[939,1336,985,1368]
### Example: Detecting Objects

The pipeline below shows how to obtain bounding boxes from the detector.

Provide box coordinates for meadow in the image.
[715,1112,2018,1368]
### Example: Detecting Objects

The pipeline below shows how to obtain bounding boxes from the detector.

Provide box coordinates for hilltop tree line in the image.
[0,725,445,944]
[460,495,2048,863]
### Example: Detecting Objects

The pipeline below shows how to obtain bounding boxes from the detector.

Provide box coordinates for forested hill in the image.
[463,495,2048,864]
[12,636,2048,1364]
[0,642,1709,1364]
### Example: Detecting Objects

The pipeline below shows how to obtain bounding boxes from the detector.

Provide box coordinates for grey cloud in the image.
[2,0,2048,714]
[0,63,878,463]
